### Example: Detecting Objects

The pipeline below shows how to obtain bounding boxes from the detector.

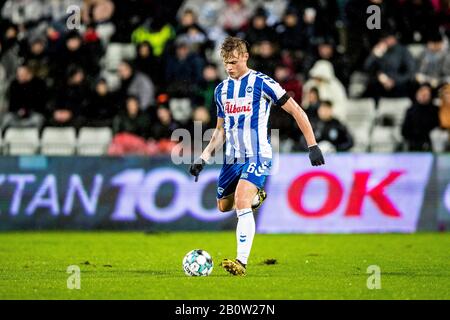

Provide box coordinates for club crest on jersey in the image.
[246,86,253,93]
[225,101,252,114]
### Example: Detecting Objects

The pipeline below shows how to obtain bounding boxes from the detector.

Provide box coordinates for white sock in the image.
[236,208,255,265]
[251,193,260,207]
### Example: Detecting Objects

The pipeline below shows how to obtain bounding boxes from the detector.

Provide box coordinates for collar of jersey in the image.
[229,69,253,81]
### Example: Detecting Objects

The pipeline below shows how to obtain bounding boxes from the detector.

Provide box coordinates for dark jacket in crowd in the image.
[8,77,47,116]
[313,118,354,151]
[401,102,440,151]
[112,110,152,138]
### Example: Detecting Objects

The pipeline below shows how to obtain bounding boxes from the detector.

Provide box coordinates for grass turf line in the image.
[0,232,449,299]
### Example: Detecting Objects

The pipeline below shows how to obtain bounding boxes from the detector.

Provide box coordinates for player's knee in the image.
[234,194,251,210]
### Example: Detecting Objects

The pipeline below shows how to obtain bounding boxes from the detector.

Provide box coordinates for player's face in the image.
[223,50,249,79]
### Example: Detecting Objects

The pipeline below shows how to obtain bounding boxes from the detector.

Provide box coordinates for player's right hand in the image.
[308,145,325,166]
[189,157,206,182]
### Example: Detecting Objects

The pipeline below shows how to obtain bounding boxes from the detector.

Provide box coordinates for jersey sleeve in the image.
[214,85,225,118]
[261,77,288,107]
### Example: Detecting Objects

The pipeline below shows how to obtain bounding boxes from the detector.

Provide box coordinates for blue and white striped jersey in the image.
[214,69,287,159]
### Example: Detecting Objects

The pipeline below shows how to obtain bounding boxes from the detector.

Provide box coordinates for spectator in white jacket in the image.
[302,60,348,122]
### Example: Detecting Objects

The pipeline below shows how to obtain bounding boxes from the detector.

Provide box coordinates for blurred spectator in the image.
[401,84,440,151]
[304,36,350,87]
[301,100,354,152]
[165,37,204,98]
[273,64,302,103]
[109,95,169,154]
[82,0,116,45]
[438,0,450,39]
[275,7,303,73]
[0,22,22,83]
[249,40,280,78]
[1,65,46,131]
[363,31,416,99]
[112,95,151,139]
[297,7,324,55]
[1,0,47,26]
[135,42,163,89]
[276,7,302,51]
[47,66,88,128]
[176,8,209,54]
[131,18,175,57]
[196,63,221,118]
[117,60,155,110]
[289,0,339,35]
[301,86,321,124]
[218,0,251,35]
[146,103,180,155]
[439,83,450,130]
[415,33,450,89]
[150,103,180,140]
[303,60,348,121]
[24,36,49,81]
[84,78,118,127]
[396,0,438,44]
[50,31,100,82]
[345,0,398,72]
[245,7,277,46]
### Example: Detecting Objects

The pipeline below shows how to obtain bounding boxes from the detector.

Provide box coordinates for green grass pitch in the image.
[0,231,449,299]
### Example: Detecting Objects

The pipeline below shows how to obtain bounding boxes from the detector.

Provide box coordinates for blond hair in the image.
[220,36,249,60]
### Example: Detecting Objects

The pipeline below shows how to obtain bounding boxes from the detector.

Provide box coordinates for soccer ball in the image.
[182,249,213,276]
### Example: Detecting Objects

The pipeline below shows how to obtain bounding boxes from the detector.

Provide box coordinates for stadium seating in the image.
[102,43,137,72]
[3,127,40,155]
[40,127,77,156]
[407,44,426,59]
[377,97,411,126]
[376,97,411,144]
[346,98,376,152]
[169,98,192,122]
[370,126,398,152]
[77,127,113,155]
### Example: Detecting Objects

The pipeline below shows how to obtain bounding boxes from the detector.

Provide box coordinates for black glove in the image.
[189,157,206,182]
[308,145,325,166]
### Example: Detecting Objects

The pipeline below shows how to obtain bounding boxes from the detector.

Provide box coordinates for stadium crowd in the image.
[1,0,450,155]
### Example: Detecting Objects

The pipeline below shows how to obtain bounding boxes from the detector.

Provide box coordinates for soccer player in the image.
[189,37,324,276]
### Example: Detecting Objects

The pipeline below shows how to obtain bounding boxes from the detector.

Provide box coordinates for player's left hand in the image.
[308,145,325,166]
[189,157,206,182]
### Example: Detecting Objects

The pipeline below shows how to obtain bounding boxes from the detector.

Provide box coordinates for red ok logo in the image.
[287,171,404,218]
